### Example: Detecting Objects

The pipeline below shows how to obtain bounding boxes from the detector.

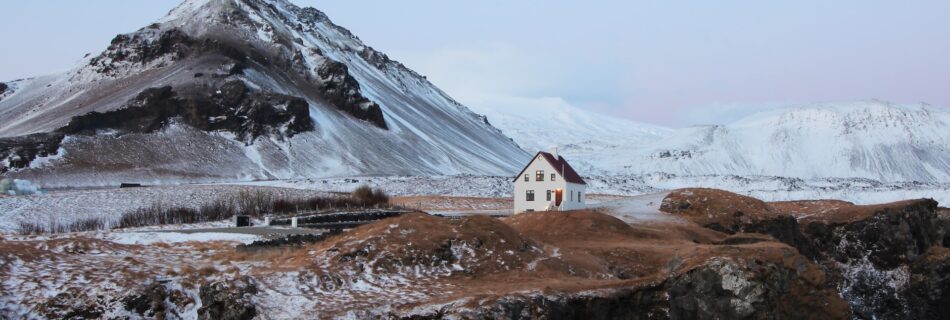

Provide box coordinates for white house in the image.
[513,149,587,213]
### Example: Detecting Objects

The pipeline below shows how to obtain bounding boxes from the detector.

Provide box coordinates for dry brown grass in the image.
[390,195,512,211]
[786,199,935,224]
[661,188,935,225]
[196,265,218,277]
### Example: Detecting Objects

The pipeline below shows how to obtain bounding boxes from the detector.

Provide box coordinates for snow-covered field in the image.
[3,173,947,234]
[0,184,333,234]
[246,175,950,205]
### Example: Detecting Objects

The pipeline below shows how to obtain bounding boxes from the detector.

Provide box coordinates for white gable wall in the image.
[561,182,587,211]
[513,155,587,213]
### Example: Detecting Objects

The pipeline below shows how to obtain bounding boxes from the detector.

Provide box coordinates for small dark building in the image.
[234,215,251,227]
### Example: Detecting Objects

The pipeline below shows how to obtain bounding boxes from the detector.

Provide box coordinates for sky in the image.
[1,1,948,127]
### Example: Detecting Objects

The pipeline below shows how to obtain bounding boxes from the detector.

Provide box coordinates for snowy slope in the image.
[467,97,671,153]
[479,100,950,182]
[0,0,529,187]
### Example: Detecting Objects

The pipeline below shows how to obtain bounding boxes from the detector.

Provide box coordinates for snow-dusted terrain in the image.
[473,100,950,183]
[4,174,946,234]
[0,0,529,187]
[0,0,947,228]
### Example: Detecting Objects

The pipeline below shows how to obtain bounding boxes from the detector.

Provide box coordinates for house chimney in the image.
[551,147,559,159]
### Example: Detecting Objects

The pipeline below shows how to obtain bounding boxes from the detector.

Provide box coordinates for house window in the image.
[535,170,544,181]
[524,174,529,182]
[578,192,582,202]
[546,190,552,201]
[526,190,535,201]
[570,191,574,202]
[551,173,556,181]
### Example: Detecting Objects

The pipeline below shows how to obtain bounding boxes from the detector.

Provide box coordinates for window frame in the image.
[535,170,544,181]
[546,190,552,201]
[526,190,535,201]
[551,173,556,181]
[524,174,529,182]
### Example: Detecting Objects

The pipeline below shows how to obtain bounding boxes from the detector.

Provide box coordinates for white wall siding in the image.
[559,182,588,211]
[513,155,586,213]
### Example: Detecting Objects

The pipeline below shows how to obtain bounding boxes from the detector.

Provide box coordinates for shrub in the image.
[115,187,393,229]
[351,185,389,206]
[16,217,108,235]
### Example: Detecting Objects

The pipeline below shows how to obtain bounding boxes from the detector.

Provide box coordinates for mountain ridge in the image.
[478,99,950,182]
[0,0,529,186]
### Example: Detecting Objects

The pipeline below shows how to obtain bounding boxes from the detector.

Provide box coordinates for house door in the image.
[555,189,563,207]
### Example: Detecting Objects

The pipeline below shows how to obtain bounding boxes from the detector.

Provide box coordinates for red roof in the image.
[512,151,587,185]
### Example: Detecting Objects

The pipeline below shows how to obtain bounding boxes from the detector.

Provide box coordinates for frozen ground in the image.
[2,174,948,234]
[99,230,262,245]
[245,175,950,205]
[0,184,333,234]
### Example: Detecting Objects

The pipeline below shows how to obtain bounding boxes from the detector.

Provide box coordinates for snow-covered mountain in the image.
[0,0,529,187]
[479,100,950,182]
[469,97,672,153]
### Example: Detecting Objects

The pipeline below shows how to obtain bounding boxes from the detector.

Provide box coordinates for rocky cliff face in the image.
[799,199,943,319]
[662,188,949,319]
[436,257,848,320]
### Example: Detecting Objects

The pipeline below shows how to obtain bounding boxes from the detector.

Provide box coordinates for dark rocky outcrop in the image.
[123,282,194,319]
[198,277,259,320]
[938,208,950,246]
[1,81,313,172]
[0,133,64,173]
[316,60,387,129]
[61,81,313,143]
[799,199,943,319]
[35,288,107,319]
[802,199,942,270]
[902,248,950,320]
[89,28,258,77]
[661,189,821,260]
[0,82,7,95]
[425,258,848,320]
[744,215,822,260]
[663,189,949,320]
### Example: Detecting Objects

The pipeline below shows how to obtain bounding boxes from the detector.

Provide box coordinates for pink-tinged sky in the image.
[1,0,948,126]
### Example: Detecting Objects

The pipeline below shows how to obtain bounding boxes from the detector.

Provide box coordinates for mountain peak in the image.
[0,0,528,185]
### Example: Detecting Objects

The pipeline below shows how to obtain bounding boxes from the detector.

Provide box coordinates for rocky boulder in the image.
[123,282,195,319]
[198,277,259,320]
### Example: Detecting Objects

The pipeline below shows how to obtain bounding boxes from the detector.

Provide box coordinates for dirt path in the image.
[597,191,680,223]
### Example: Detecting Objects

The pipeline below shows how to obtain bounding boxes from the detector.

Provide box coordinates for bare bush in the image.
[118,199,238,229]
[116,186,393,229]
[351,185,390,207]
[16,222,45,235]
[16,217,108,235]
